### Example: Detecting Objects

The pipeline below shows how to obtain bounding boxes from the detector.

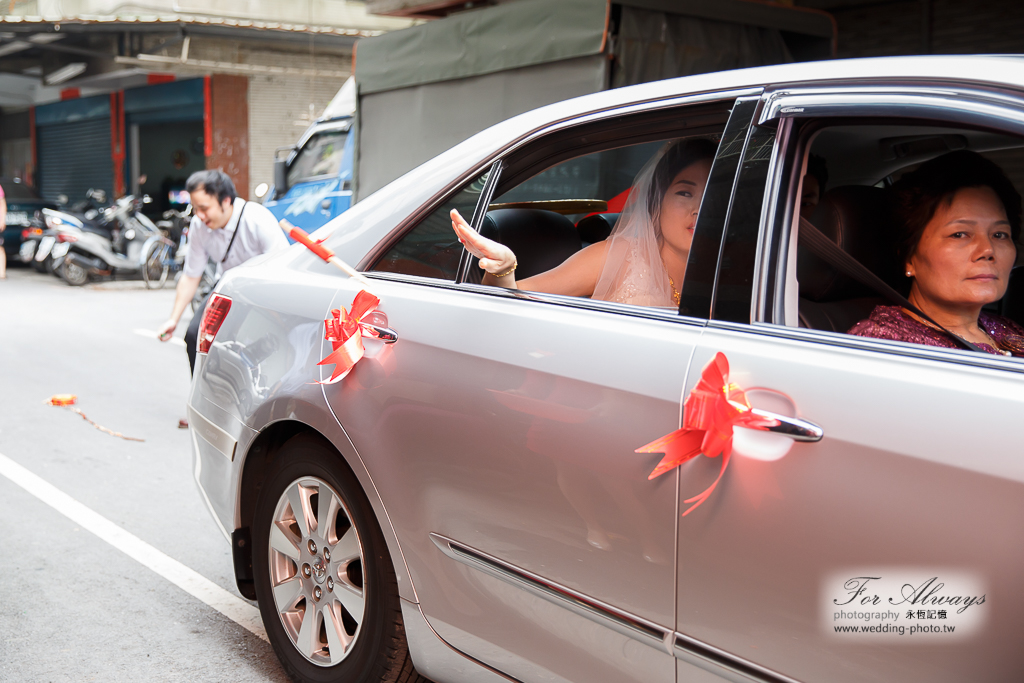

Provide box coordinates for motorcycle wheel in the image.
[61,260,89,286]
[31,256,46,273]
[142,242,169,289]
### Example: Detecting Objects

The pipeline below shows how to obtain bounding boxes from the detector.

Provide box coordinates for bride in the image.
[451,137,716,308]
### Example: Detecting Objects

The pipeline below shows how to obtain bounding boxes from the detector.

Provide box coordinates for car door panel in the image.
[676,325,1024,683]
[323,277,696,683]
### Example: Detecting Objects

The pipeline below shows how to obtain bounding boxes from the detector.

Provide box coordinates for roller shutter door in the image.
[37,117,113,203]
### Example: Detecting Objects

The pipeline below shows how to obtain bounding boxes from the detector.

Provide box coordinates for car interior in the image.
[373,109,1024,346]
[464,133,719,287]
[793,123,1024,336]
[372,100,733,287]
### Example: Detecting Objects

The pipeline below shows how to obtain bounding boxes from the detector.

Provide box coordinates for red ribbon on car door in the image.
[636,353,778,516]
[317,290,382,384]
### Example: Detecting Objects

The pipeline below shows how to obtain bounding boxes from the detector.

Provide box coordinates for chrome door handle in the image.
[749,408,823,442]
[364,324,399,344]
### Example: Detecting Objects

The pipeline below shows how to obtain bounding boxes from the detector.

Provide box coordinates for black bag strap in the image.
[798,216,983,353]
[221,200,247,264]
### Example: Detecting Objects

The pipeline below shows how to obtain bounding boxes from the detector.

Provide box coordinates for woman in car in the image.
[451,138,716,308]
[848,150,1024,356]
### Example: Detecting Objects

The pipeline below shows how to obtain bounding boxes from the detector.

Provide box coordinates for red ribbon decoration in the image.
[636,353,778,517]
[317,290,381,384]
[288,224,335,262]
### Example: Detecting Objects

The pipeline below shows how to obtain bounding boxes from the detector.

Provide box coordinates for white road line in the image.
[0,452,267,642]
[134,328,186,347]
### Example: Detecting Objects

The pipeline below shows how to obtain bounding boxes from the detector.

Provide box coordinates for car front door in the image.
[323,95,761,683]
[671,93,1024,683]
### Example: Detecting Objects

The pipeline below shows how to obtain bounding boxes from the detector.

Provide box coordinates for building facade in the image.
[0,1,413,205]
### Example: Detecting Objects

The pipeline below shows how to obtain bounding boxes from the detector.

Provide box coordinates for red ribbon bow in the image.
[636,353,777,516]
[317,290,381,384]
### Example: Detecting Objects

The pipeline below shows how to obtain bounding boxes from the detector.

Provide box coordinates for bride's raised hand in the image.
[450,209,517,279]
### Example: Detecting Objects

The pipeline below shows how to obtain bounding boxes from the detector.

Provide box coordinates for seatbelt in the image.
[798,216,984,353]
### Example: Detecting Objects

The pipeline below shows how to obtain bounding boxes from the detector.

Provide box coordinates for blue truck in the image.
[261,79,355,231]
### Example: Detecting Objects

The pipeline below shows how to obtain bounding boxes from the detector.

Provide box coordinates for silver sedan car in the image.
[190,56,1024,683]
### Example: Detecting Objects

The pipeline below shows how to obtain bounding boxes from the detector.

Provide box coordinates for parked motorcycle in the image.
[59,194,162,286]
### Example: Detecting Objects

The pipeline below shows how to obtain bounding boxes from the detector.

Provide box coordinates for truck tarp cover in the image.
[354,0,833,200]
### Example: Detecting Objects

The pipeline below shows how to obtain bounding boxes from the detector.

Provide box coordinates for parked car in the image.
[2,177,53,260]
[189,56,1024,683]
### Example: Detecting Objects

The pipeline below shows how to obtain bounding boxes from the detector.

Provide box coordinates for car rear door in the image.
[671,90,1024,683]
[322,95,763,683]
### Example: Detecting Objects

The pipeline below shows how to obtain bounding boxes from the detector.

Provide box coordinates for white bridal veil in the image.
[591,137,714,309]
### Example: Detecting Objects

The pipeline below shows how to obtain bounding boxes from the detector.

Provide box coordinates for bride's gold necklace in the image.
[668,276,681,305]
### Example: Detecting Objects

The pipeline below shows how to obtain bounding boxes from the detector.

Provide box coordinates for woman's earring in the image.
[906,271,912,277]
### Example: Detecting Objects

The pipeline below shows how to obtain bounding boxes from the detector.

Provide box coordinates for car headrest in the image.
[798,185,899,302]
[576,213,619,244]
[468,209,582,283]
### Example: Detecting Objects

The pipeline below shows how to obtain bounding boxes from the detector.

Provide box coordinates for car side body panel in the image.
[191,56,1024,683]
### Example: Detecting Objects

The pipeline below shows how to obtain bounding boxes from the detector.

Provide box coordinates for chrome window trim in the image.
[365,271,709,328]
[710,320,1024,375]
[360,87,762,271]
[760,87,1024,131]
[752,117,794,325]
[430,533,801,683]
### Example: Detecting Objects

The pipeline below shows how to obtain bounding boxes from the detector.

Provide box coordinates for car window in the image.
[466,122,730,312]
[287,130,348,185]
[773,121,1024,359]
[371,169,490,281]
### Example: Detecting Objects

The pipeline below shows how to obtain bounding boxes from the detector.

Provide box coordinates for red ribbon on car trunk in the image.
[317,290,381,384]
[635,353,778,516]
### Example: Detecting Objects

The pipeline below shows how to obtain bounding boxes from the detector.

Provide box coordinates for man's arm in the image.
[157,275,202,340]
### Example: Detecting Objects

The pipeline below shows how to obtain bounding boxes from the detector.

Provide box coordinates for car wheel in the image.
[252,434,427,683]
[61,260,89,286]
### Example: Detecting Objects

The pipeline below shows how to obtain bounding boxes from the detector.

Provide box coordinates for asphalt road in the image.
[0,265,289,682]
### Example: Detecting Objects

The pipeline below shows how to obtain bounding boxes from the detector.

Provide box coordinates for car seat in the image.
[798,186,900,332]
[575,212,619,246]
[465,209,582,284]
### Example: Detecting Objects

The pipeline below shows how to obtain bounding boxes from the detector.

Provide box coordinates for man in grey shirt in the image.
[157,169,289,373]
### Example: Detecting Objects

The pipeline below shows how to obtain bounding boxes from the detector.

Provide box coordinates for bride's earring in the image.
[906,270,912,277]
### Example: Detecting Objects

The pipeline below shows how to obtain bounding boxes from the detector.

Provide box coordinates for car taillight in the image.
[21,228,43,239]
[198,294,232,354]
[56,232,78,243]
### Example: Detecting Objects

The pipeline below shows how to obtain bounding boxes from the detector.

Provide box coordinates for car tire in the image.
[252,434,428,683]
[61,260,89,286]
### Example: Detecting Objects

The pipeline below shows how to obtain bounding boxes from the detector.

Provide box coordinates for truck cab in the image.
[262,79,355,231]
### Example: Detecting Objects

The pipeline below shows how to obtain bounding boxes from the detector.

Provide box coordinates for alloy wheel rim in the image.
[268,476,366,667]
